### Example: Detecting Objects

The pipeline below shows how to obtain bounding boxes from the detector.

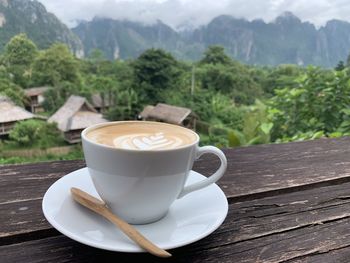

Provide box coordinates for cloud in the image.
[39,0,350,29]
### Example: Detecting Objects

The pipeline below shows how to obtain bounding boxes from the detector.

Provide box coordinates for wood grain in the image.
[290,246,350,263]
[2,137,350,262]
[3,173,350,262]
[194,137,350,198]
[0,160,85,203]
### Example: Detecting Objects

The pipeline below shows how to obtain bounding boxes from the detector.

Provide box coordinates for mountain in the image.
[72,12,350,67]
[317,19,350,66]
[72,17,209,61]
[1,1,348,67]
[189,12,319,66]
[72,17,188,60]
[0,0,83,56]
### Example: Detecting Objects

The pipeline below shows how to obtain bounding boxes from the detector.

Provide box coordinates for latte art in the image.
[85,122,198,150]
[113,132,184,150]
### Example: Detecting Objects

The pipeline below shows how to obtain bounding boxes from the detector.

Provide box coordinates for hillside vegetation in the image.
[1,34,350,164]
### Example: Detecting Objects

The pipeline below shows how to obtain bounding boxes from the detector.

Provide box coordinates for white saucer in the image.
[42,167,228,252]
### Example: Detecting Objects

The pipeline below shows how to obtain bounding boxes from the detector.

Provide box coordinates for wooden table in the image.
[1,137,350,262]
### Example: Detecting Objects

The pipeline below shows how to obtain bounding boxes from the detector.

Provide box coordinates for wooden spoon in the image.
[70,187,171,258]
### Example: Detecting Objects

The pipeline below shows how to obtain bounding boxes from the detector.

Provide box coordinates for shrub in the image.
[9,120,64,148]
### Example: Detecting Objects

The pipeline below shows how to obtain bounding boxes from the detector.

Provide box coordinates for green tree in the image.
[42,81,88,113]
[256,64,303,96]
[80,48,108,75]
[199,45,233,66]
[0,78,27,106]
[335,60,345,71]
[106,88,139,120]
[113,60,134,83]
[197,63,262,104]
[32,43,81,86]
[133,48,183,104]
[9,120,40,146]
[9,120,63,148]
[3,33,38,87]
[87,75,117,112]
[228,100,273,147]
[269,67,350,141]
[88,49,106,62]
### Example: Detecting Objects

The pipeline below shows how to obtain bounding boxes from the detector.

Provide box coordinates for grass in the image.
[0,147,84,165]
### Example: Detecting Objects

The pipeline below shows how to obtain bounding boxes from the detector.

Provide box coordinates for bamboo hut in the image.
[48,95,107,143]
[24,86,49,113]
[0,96,35,135]
[91,93,114,113]
[139,103,197,130]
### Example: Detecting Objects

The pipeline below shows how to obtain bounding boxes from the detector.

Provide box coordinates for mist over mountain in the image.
[0,0,83,56]
[1,0,350,67]
[73,11,350,67]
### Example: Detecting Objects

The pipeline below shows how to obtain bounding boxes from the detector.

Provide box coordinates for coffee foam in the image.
[86,122,197,150]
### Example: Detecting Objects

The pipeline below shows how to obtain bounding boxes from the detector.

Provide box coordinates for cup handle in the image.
[177,146,227,199]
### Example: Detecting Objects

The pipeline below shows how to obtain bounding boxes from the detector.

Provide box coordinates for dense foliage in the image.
[133,48,184,104]
[2,33,350,165]
[8,120,64,148]
[3,33,38,88]
[270,67,350,141]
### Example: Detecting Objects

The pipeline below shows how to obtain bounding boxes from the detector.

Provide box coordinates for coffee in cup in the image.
[82,121,227,224]
[85,121,197,150]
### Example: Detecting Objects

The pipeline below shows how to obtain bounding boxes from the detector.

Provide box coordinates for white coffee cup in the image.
[81,121,227,224]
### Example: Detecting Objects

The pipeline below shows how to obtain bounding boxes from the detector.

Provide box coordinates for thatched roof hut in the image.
[140,103,197,129]
[0,96,35,135]
[24,86,50,113]
[91,93,113,113]
[48,95,107,143]
[24,87,49,97]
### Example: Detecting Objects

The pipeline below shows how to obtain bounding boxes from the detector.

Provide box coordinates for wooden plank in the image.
[0,160,85,203]
[1,137,350,243]
[2,137,350,262]
[3,178,350,261]
[290,246,350,263]
[0,198,60,244]
[194,137,350,198]
[4,174,350,243]
[2,218,350,263]
[227,181,350,243]
[0,236,176,263]
[207,218,350,263]
[0,160,85,242]
[179,181,350,260]
[1,137,350,202]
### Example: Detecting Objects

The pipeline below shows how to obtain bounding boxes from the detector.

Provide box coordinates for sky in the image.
[39,0,350,29]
